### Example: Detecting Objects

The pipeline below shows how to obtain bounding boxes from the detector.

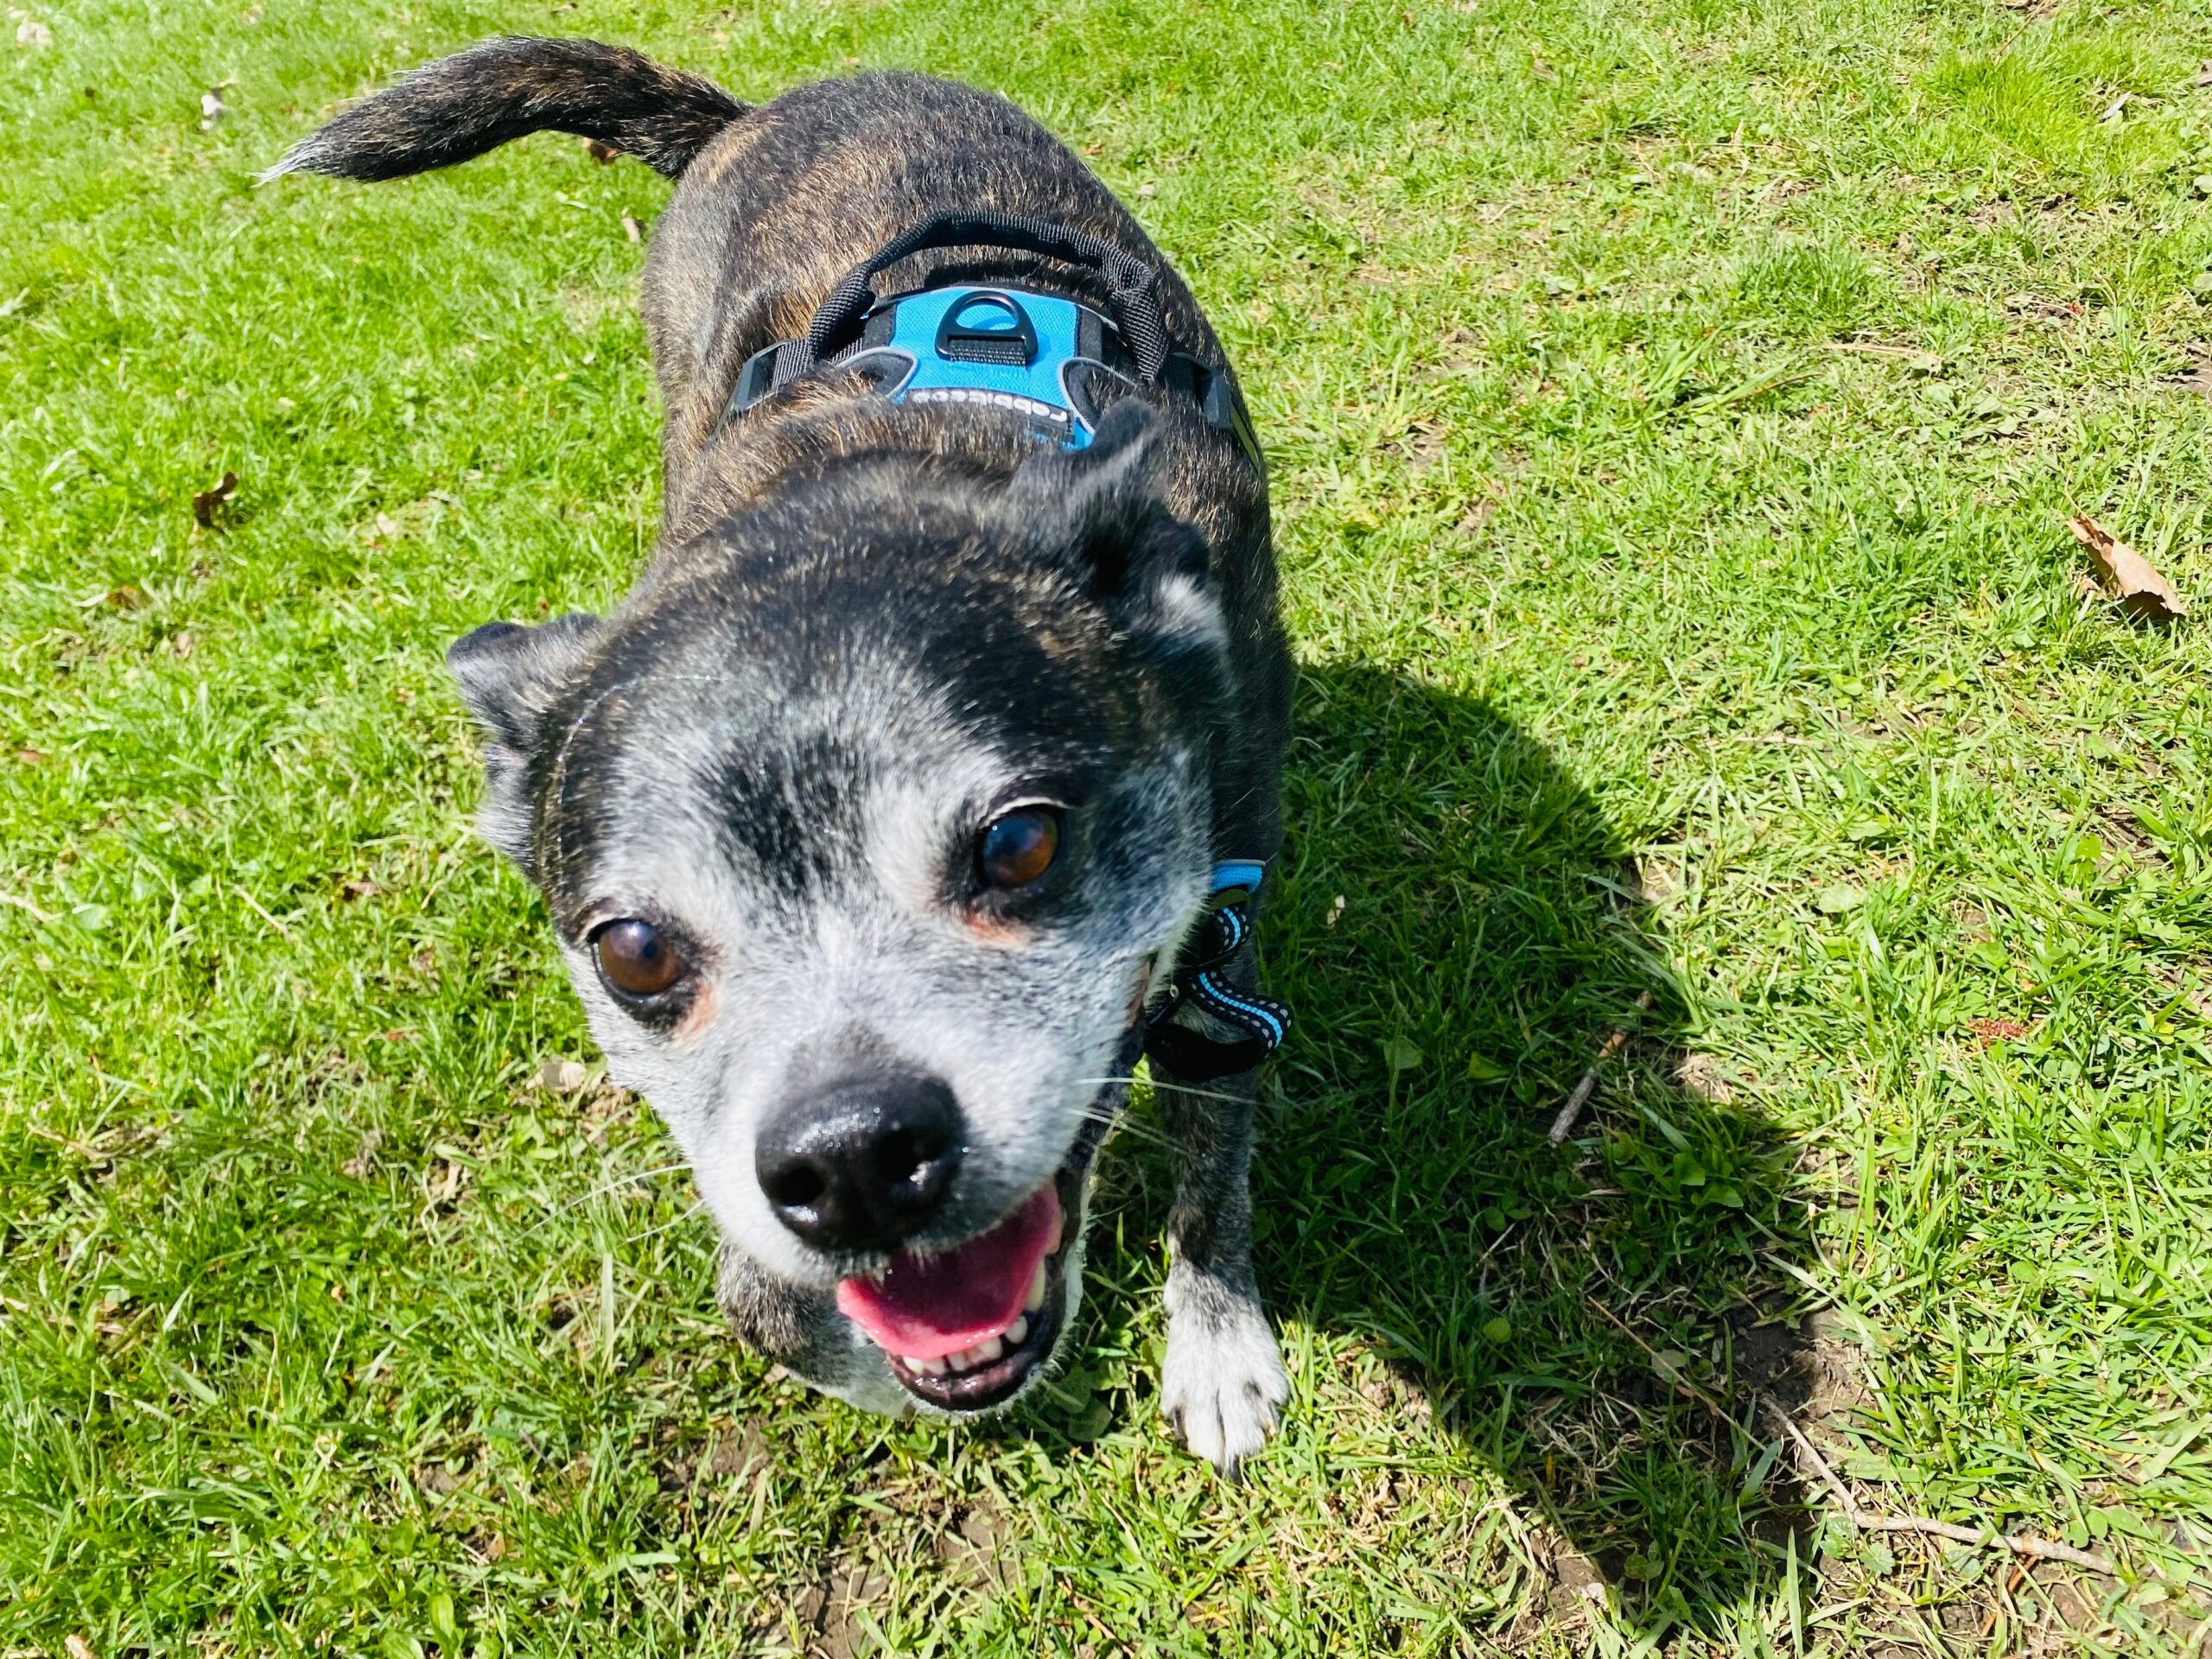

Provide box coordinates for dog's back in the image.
[273,43,1230,505]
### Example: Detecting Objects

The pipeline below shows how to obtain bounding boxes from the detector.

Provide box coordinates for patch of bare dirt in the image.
[1802,1307,1868,1424]
[2166,351,2212,397]
[794,1559,893,1659]
[1675,1051,1739,1103]
[933,1497,1018,1593]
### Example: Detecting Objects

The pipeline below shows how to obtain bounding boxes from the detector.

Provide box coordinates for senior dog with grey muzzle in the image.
[270,37,1295,1473]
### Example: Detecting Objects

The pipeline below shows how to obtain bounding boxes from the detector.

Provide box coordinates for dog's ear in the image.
[446,611,601,865]
[1004,400,1224,650]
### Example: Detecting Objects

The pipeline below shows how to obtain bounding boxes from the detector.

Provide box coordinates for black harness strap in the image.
[1141,895,1293,1084]
[785,210,1173,386]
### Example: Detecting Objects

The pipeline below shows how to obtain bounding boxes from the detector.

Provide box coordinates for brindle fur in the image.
[273,37,1294,1473]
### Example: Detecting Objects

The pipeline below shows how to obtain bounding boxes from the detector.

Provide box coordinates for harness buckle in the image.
[934,289,1039,366]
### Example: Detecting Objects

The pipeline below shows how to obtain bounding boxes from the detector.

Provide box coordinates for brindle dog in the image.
[271,37,1293,1473]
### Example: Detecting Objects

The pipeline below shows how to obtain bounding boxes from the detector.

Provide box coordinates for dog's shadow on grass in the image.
[1095,664,1827,1638]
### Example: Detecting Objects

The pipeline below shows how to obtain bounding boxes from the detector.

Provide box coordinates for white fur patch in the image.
[1160,1268,1289,1476]
[1150,571,1227,648]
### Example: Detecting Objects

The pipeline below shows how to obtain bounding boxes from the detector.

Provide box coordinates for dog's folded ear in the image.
[447,612,602,866]
[1003,399,1224,652]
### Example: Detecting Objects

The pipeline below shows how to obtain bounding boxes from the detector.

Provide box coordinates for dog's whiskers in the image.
[1068,1074,1258,1107]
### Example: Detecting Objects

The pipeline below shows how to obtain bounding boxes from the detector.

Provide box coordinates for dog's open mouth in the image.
[836,1050,1134,1411]
[835,1171,1077,1411]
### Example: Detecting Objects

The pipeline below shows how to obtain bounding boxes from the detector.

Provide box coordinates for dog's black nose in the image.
[755,1075,964,1251]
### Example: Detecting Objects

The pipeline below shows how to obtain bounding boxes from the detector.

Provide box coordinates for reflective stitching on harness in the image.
[1190,973,1288,1045]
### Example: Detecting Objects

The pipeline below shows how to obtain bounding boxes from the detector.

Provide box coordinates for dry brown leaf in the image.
[416,1462,461,1495]
[423,1156,467,1206]
[620,211,643,243]
[65,1637,97,1659]
[580,137,618,163]
[340,1129,382,1180]
[706,1420,771,1481]
[2069,516,2187,621]
[537,1055,592,1094]
[192,470,238,528]
[17,747,48,766]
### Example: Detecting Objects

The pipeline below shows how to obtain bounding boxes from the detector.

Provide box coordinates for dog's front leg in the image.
[715,1242,910,1417]
[1152,995,1290,1477]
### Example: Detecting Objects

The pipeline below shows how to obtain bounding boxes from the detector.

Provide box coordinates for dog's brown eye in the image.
[593,918,686,998]
[978,807,1061,891]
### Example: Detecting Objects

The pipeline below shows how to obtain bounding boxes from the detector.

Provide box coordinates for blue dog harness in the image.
[722,211,1260,466]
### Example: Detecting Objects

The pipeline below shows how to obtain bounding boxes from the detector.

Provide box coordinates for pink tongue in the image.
[836,1185,1060,1360]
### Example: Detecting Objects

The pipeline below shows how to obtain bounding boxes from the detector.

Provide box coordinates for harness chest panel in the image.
[721,212,1259,464]
[842,285,1115,449]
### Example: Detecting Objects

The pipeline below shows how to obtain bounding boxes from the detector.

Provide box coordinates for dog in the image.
[270,37,1295,1474]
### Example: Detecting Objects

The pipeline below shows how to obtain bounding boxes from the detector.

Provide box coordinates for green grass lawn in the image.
[5,0,2212,1651]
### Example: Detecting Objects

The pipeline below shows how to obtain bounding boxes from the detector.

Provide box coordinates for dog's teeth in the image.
[1024,1261,1048,1312]
[942,1332,1008,1373]
[1003,1314,1028,1346]
[1046,1209,1065,1255]
[900,1355,930,1371]
[918,1357,948,1376]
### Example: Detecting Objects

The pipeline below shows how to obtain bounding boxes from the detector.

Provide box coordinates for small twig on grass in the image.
[232,881,296,940]
[0,888,57,924]
[1759,1396,2117,1576]
[1546,991,1652,1146]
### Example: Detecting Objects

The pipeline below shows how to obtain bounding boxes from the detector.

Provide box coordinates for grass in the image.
[4,0,2212,1651]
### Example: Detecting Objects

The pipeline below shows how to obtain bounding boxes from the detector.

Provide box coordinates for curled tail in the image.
[264,36,747,184]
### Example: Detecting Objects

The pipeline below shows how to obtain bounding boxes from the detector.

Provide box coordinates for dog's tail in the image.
[264,36,747,185]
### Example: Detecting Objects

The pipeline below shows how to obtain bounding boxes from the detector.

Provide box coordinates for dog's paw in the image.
[1160,1288,1288,1478]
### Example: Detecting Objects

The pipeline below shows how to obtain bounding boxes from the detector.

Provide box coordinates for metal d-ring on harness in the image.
[721,211,1261,465]
[1141,861,1294,1084]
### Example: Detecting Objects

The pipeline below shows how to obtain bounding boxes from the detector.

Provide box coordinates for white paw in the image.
[1160,1287,1288,1477]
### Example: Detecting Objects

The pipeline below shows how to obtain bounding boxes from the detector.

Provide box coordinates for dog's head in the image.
[450,403,1226,1410]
